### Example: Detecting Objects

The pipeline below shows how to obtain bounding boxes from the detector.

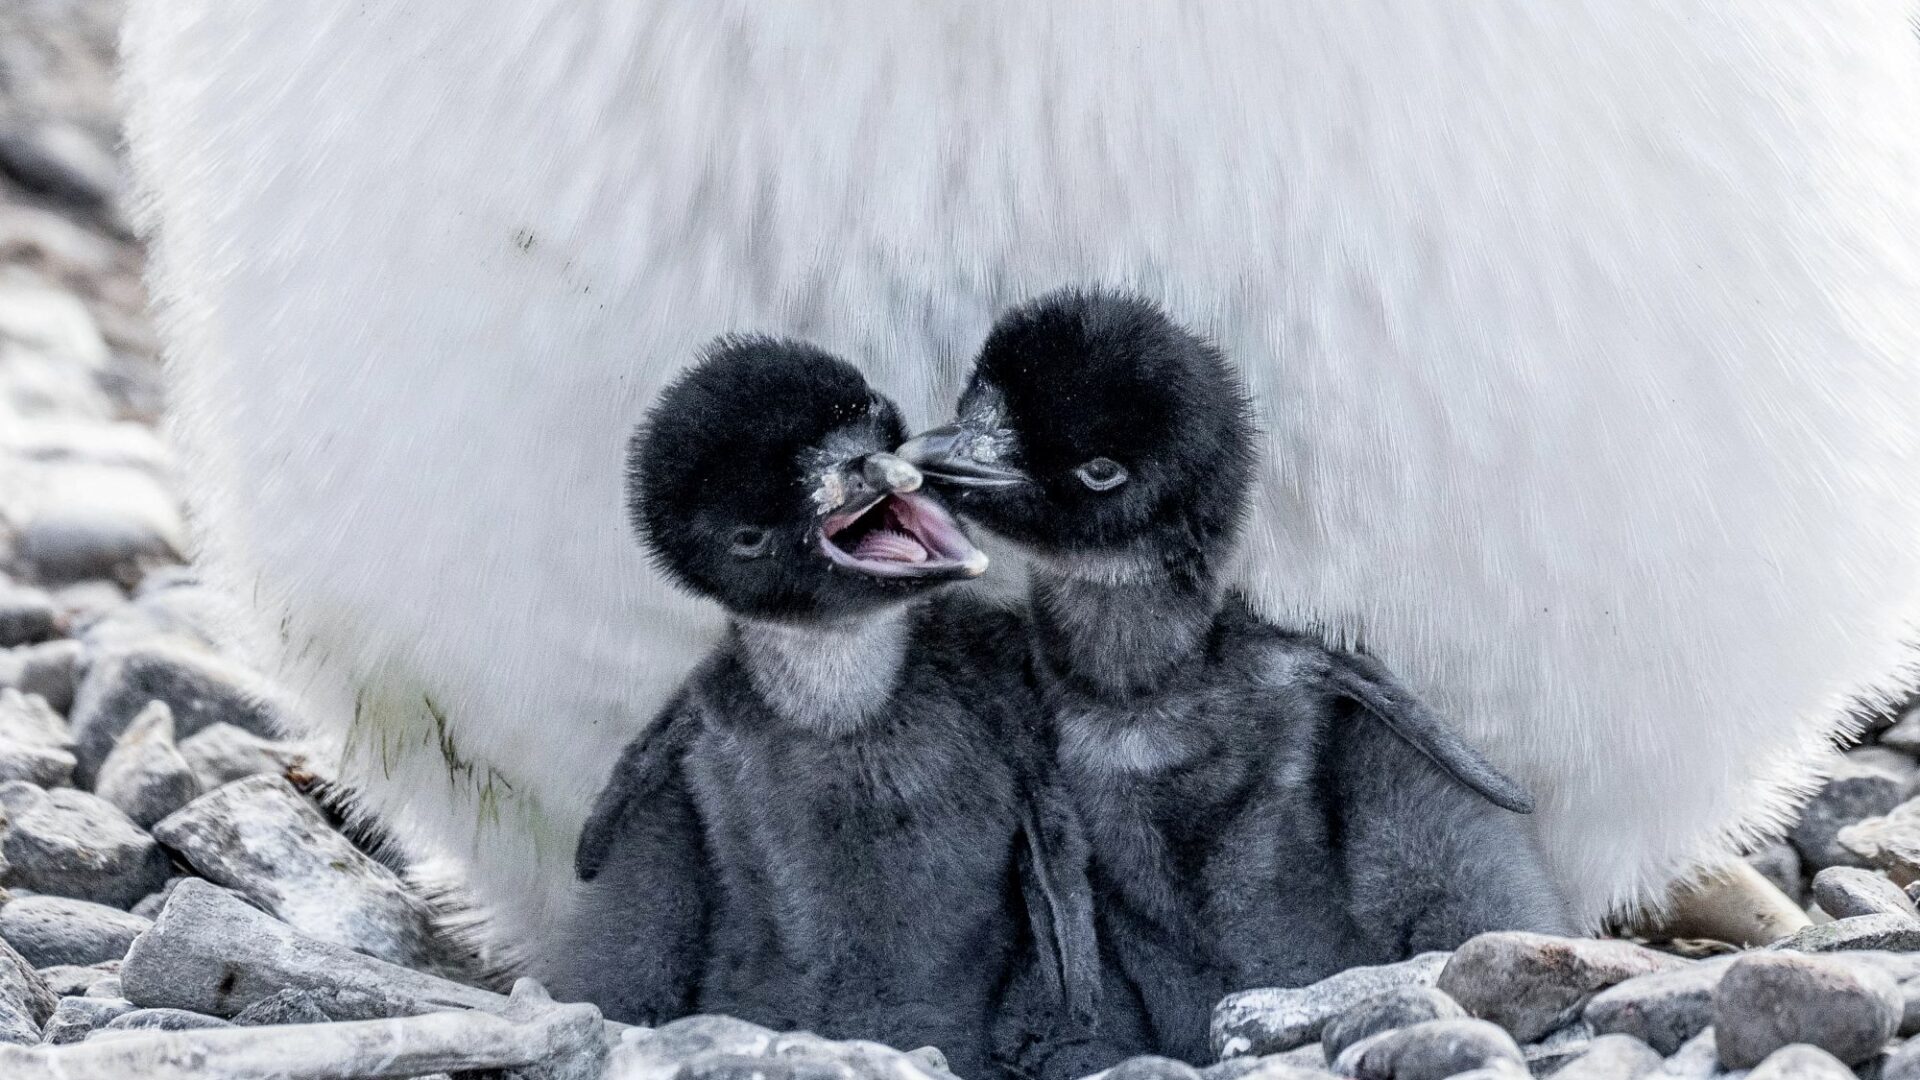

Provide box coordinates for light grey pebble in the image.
[1548,1033,1662,1080]
[903,1046,951,1075]
[0,585,57,648]
[101,1005,235,1032]
[0,688,69,749]
[152,775,433,966]
[128,876,188,920]
[1652,1028,1718,1079]
[0,894,150,966]
[673,1052,852,1080]
[0,642,83,714]
[1883,707,1920,757]
[1435,933,1685,1043]
[32,962,119,997]
[1793,758,1912,872]
[177,722,309,789]
[1746,842,1806,906]
[1211,1056,1337,1080]
[1713,951,1901,1068]
[37,993,134,1044]
[230,987,332,1026]
[1813,867,1920,920]
[1743,1043,1855,1079]
[1583,958,1731,1055]
[1884,1036,1920,1080]
[1211,953,1450,1057]
[47,581,128,627]
[93,700,201,827]
[1841,800,1920,885]
[12,464,184,585]
[1321,987,1465,1062]
[1771,914,1920,953]
[618,1015,781,1077]
[1334,1017,1524,1080]
[1104,1056,1205,1080]
[2,935,55,1044]
[84,975,122,1000]
[67,644,290,785]
[0,782,171,908]
[75,580,230,656]
[1522,1020,1593,1073]
[0,731,74,788]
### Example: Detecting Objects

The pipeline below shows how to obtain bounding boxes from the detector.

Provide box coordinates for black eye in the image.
[729,527,772,558]
[1074,457,1128,492]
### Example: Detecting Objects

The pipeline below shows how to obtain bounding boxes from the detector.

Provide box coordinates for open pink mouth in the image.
[820,490,988,579]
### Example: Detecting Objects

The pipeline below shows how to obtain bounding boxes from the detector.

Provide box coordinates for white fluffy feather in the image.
[118,2,1920,948]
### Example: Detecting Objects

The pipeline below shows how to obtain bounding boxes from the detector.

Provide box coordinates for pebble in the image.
[1745,842,1805,906]
[33,962,120,997]
[1812,866,1920,920]
[177,722,309,789]
[0,893,150,966]
[1581,958,1729,1055]
[152,776,434,967]
[1333,1018,1524,1080]
[128,876,187,920]
[1546,1033,1662,1080]
[93,700,200,827]
[0,121,123,217]
[1791,758,1912,871]
[1210,953,1449,1057]
[0,686,75,787]
[1320,987,1465,1062]
[1882,706,1920,756]
[1743,1043,1856,1079]
[1770,914,1920,953]
[0,781,171,907]
[231,987,332,1026]
[12,463,184,583]
[1712,952,1901,1068]
[1840,799,1920,885]
[38,992,133,1044]
[0,281,108,370]
[0,733,74,788]
[1,934,54,1045]
[1435,933,1685,1042]
[67,643,290,785]
[1885,1037,1920,1080]
[0,584,56,647]
[0,641,83,713]
[1104,1056,1204,1080]
[101,1005,235,1032]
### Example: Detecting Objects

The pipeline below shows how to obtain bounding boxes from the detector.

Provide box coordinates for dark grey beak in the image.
[897,424,1028,489]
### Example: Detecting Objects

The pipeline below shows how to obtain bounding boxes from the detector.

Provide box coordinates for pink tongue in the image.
[854,529,930,563]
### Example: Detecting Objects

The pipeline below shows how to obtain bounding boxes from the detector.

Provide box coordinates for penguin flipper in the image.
[1323,651,1536,815]
[575,688,701,881]
[1016,787,1100,1026]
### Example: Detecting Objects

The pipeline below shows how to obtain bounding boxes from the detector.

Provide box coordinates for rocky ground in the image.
[9,2,1920,1078]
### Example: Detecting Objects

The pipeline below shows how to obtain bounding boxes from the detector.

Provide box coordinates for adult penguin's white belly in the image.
[120,3,1920,948]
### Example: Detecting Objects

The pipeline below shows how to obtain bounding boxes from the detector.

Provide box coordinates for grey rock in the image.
[1712,952,1901,1067]
[1814,867,1920,920]
[1333,1018,1524,1080]
[0,642,83,714]
[1853,746,1920,792]
[12,464,184,584]
[67,644,290,786]
[151,775,433,965]
[0,121,123,216]
[101,1005,235,1032]
[615,1015,781,1078]
[1841,800,1920,885]
[1321,987,1465,1062]
[128,876,187,920]
[1794,760,1913,872]
[76,581,230,656]
[93,701,200,827]
[47,581,128,628]
[0,688,68,748]
[675,1053,856,1080]
[38,993,133,1044]
[0,585,57,647]
[1,935,54,1044]
[177,722,310,789]
[1653,1029,1718,1079]
[1436,933,1685,1043]
[230,987,331,1026]
[903,1045,951,1075]
[1744,1043,1855,1079]
[33,962,119,997]
[0,728,74,788]
[1583,959,1730,1055]
[1884,1036,1920,1080]
[1746,842,1805,906]
[1771,914,1920,953]
[1105,1056,1205,1080]
[0,894,149,966]
[1547,1033,1662,1080]
[1521,1020,1593,1073]
[0,782,171,907]
[84,976,122,1000]
[1883,706,1920,757]
[1212,953,1450,1057]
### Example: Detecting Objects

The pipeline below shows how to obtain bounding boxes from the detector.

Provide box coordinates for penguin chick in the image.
[548,337,1104,1079]
[902,290,1575,1062]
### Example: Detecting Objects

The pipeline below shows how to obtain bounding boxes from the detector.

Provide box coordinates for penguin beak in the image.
[896,424,1029,490]
[818,453,990,580]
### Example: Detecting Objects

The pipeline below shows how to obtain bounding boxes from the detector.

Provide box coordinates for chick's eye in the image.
[1075,457,1128,492]
[729,527,772,558]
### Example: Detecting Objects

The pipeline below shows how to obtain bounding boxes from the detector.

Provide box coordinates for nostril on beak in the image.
[864,452,922,494]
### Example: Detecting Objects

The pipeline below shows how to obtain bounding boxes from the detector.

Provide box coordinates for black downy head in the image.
[631,337,987,623]
[900,289,1257,587]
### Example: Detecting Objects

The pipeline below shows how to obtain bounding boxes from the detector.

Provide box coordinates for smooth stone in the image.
[619,1016,781,1077]
[84,976,122,1000]
[0,782,171,908]
[230,987,332,1026]
[0,419,169,476]
[0,122,123,215]
[1654,1029,1719,1079]
[1841,800,1920,886]
[0,282,108,368]
[37,993,133,1044]
[12,465,184,584]
[1521,1020,1593,1073]
[0,642,84,714]
[1547,1033,1662,1080]
[1793,760,1912,872]
[0,894,150,966]
[1321,987,1465,1063]
[1885,1036,1920,1080]
[1743,1043,1855,1079]
[1770,914,1920,953]
[75,581,232,656]
[1,935,54,1044]
[32,962,119,998]
[1883,707,1920,757]
[1212,953,1450,1057]
[0,585,56,648]
[1813,867,1920,921]
[0,737,74,788]
[93,701,200,827]
[1105,1056,1204,1080]
[67,644,291,786]
[1583,959,1730,1055]
[176,722,309,790]
[151,775,434,966]
[1712,952,1901,1068]
[1746,842,1806,906]
[128,876,188,920]
[1436,933,1685,1043]
[101,1006,235,1032]
[1334,1018,1524,1080]
[0,689,68,749]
